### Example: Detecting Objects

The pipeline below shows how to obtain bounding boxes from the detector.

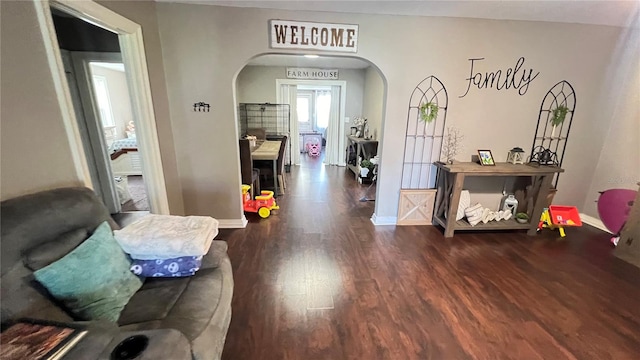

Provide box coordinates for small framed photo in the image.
[477,149,495,166]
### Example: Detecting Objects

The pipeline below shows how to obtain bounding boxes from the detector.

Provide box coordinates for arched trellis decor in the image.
[401,76,449,189]
[529,80,576,187]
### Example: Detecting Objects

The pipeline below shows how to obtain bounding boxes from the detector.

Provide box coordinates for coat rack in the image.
[193,102,210,112]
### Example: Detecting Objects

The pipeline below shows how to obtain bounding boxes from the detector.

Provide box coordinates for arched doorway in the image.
[234,53,387,216]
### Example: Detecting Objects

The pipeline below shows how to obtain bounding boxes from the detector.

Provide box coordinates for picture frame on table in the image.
[478,149,496,166]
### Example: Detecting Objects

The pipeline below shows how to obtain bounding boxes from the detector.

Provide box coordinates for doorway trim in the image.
[35,0,170,214]
[276,79,347,166]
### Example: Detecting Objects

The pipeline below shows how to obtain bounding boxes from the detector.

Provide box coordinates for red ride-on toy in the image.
[242,185,279,218]
[537,205,582,237]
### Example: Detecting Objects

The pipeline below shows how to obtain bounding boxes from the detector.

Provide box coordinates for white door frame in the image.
[35,0,169,214]
[276,79,347,166]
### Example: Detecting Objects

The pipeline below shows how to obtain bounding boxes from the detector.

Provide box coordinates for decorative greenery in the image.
[360,159,374,170]
[550,105,569,127]
[515,212,529,220]
[419,102,439,123]
[441,126,464,164]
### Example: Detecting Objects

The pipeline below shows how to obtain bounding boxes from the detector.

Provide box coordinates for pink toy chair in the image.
[306,140,321,157]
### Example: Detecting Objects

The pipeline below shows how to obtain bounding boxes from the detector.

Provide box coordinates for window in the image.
[316,91,331,129]
[91,75,115,127]
[297,94,311,123]
[296,88,331,132]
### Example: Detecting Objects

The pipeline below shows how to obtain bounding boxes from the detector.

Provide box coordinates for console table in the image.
[433,162,564,237]
[345,135,378,180]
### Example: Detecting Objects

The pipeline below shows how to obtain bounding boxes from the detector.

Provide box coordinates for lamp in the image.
[507,147,525,164]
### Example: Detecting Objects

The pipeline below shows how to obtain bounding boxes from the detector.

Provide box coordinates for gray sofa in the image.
[0,187,233,360]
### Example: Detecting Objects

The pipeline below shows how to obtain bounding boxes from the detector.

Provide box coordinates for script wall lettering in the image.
[459,57,540,98]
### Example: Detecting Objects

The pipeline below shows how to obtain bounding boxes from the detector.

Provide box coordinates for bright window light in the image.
[92,75,115,127]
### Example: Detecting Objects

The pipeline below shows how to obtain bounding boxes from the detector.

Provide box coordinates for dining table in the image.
[251,140,282,197]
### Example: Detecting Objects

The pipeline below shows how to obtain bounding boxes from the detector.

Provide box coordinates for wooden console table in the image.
[433,162,564,237]
[345,135,378,180]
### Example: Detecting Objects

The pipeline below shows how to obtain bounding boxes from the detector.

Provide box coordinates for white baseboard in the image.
[370,213,397,226]
[217,217,248,229]
[579,213,611,234]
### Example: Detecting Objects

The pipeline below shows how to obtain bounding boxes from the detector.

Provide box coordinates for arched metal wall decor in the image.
[529,80,576,187]
[401,76,449,189]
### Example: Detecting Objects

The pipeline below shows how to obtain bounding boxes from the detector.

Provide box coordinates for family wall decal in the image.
[459,57,540,98]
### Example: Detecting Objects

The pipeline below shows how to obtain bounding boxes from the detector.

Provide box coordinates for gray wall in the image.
[156,3,630,222]
[236,66,280,104]
[583,19,640,218]
[361,66,385,141]
[1,1,83,199]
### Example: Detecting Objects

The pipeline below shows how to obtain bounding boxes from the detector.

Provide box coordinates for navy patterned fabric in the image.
[130,255,202,277]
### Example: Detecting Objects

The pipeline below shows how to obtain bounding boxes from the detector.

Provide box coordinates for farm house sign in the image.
[459,57,540,97]
[270,20,358,53]
[286,68,339,80]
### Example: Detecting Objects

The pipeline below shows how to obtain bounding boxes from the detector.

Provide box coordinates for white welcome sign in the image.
[270,20,358,53]
[286,68,339,80]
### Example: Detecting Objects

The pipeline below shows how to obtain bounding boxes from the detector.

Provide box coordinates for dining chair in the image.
[238,139,260,198]
[255,135,288,194]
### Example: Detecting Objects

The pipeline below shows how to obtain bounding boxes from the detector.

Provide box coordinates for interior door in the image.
[60,50,105,201]
[70,52,124,214]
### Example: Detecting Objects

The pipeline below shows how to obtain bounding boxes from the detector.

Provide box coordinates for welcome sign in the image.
[270,20,358,53]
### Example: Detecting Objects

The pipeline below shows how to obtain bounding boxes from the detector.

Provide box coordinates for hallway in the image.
[220,157,640,359]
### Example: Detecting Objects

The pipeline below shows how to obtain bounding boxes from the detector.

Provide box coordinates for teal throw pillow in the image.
[34,221,143,322]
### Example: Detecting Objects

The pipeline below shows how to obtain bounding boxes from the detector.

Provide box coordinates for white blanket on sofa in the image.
[114,215,219,260]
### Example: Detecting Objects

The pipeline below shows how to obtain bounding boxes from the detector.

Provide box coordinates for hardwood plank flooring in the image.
[221,153,640,359]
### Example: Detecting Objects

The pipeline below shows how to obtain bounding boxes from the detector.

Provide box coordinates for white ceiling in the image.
[156,0,640,28]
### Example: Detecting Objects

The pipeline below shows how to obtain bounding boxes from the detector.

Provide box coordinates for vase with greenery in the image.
[441,126,464,164]
[419,102,438,123]
[360,159,374,177]
[550,105,568,138]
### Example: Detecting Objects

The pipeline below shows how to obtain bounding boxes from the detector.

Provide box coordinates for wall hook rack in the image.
[193,102,211,112]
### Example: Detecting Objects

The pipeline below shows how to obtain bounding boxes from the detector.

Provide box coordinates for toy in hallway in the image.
[537,205,582,237]
[242,185,279,218]
[596,188,637,246]
[306,139,321,157]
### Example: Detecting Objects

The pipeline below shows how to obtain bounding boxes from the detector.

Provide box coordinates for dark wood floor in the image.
[220,154,640,359]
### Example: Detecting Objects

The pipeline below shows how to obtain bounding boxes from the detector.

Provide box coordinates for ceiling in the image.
[156,0,640,28]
